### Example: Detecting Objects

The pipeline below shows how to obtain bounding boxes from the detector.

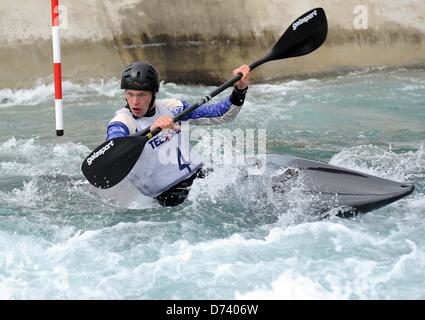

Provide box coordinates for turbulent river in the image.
[0,68,424,299]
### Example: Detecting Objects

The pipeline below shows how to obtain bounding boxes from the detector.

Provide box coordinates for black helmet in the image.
[120,61,160,92]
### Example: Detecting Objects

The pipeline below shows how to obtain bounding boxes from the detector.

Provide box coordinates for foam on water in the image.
[329,144,425,182]
[0,137,90,177]
[0,78,121,107]
[236,222,425,300]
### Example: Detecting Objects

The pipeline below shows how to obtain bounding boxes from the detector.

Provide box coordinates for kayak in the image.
[264,154,415,217]
[91,154,414,216]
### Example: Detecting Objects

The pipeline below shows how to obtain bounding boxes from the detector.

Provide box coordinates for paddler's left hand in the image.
[233,64,250,90]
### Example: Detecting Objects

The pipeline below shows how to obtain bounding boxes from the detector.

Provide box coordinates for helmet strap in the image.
[144,94,156,117]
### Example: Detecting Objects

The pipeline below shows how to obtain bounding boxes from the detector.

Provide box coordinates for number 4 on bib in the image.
[177,148,192,173]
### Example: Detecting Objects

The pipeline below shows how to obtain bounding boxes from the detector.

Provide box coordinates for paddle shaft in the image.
[139,57,269,138]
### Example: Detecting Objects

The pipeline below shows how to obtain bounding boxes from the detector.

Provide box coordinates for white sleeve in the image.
[110,112,137,135]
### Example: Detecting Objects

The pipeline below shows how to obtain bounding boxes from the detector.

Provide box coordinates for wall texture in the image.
[1,0,424,88]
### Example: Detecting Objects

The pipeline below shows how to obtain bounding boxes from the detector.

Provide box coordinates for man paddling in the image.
[106,61,250,206]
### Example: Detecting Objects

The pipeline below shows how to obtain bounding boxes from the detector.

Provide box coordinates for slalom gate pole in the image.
[51,0,64,136]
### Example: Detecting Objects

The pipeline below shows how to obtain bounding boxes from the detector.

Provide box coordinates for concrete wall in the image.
[1,0,424,88]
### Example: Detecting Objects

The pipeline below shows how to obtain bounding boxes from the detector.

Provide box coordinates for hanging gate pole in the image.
[51,0,64,136]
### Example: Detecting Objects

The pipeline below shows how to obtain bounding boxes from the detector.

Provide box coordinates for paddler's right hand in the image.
[150,115,180,132]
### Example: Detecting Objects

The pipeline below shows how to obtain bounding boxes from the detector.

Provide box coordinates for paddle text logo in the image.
[86,140,114,166]
[292,10,317,30]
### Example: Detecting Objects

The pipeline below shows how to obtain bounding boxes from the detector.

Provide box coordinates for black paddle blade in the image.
[81,136,149,189]
[251,8,327,69]
[272,8,327,60]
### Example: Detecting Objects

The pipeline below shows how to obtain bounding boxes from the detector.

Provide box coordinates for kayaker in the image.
[106,61,250,206]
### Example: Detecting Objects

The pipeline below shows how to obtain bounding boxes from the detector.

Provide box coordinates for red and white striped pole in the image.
[51,0,64,136]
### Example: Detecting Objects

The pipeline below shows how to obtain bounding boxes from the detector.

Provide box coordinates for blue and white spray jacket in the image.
[106,89,246,197]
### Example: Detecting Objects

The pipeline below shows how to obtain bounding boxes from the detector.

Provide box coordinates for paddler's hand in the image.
[150,115,180,132]
[233,64,250,90]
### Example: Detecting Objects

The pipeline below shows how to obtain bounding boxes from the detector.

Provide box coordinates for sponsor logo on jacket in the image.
[148,129,180,150]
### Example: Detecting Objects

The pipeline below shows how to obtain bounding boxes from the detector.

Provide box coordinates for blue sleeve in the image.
[176,97,233,121]
[106,121,130,140]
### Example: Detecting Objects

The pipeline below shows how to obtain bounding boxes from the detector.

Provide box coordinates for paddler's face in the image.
[125,89,153,117]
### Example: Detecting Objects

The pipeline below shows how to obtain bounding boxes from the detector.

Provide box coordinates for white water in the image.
[0,68,424,299]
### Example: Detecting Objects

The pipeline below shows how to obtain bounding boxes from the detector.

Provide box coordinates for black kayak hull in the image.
[265,154,415,217]
[91,154,414,216]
